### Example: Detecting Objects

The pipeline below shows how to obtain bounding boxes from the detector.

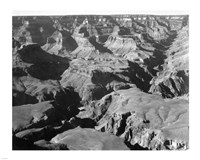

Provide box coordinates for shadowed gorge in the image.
[12,14,189,150]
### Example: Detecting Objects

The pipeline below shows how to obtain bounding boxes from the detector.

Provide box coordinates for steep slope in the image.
[149,26,189,98]
[84,86,189,150]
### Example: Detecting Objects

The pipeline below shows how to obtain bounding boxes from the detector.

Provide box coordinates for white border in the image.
[1,0,200,160]
[12,10,189,16]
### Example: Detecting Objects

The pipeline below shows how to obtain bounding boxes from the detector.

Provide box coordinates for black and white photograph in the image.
[12,14,189,150]
[2,0,200,159]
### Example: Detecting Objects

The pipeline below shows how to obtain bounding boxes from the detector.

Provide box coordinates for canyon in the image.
[12,14,189,150]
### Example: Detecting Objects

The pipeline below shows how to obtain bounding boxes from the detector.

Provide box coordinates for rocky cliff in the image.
[12,14,189,150]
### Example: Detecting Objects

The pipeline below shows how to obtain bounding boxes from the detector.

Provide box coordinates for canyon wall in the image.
[12,15,189,150]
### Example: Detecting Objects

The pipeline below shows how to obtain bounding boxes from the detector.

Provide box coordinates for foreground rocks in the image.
[12,101,58,133]
[90,86,189,150]
[50,127,129,150]
[12,15,189,150]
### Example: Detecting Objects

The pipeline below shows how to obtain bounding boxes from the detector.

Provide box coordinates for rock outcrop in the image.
[149,26,189,98]
[12,15,189,150]
[92,87,188,150]
[50,127,129,150]
[60,55,135,103]
[13,101,58,133]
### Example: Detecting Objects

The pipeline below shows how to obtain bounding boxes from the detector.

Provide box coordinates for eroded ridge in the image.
[12,15,189,150]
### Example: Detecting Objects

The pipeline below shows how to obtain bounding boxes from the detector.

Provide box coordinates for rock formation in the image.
[50,127,129,150]
[12,14,189,150]
[92,86,188,150]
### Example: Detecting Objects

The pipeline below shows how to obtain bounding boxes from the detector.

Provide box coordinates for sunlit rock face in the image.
[149,26,189,98]
[92,87,188,150]
[12,14,189,150]
[50,127,129,150]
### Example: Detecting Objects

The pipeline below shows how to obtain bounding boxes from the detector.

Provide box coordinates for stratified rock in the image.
[41,31,63,55]
[149,25,189,98]
[13,76,63,105]
[50,127,129,150]
[70,28,96,58]
[60,54,135,103]
[105,36,137,56]
[12,15,189,150]
[92,87,188,150]
[42,30,78,55]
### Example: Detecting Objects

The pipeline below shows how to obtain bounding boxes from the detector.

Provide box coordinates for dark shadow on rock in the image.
[91,70,127,86]
[159,70,189,98]
[26,16,55,46]
[55,122,73,135]
[159,83,174,98]
[35,117,96,142]
[13,91,38,106]
[13,67,27,77]
[90,71,129,100]
[18,44,70,64]
[27,62,68,80]
[177,70,189,94]
[118,26,131,36]
[69,117,96,128]
[79,27,90,37]
[169,78,181,95]
[12,38,21,48]
[142,31,177,76]
[125,141,149,150]
[116,112,131,136]
[89,36,113,54]
[13,135,46,150]
[13,135,69,150]
[51,87,82,121]
[143,48,167,76]
[98,35,109,43]
[54,87,81,108]
[122,61,152,93]
[78,118,96,128]
[18,44,70,80]
[61,30,78,51]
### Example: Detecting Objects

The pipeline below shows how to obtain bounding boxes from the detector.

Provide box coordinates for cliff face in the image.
[92,87,188,150]
[149,26,189,98]
[12,15,189,150]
